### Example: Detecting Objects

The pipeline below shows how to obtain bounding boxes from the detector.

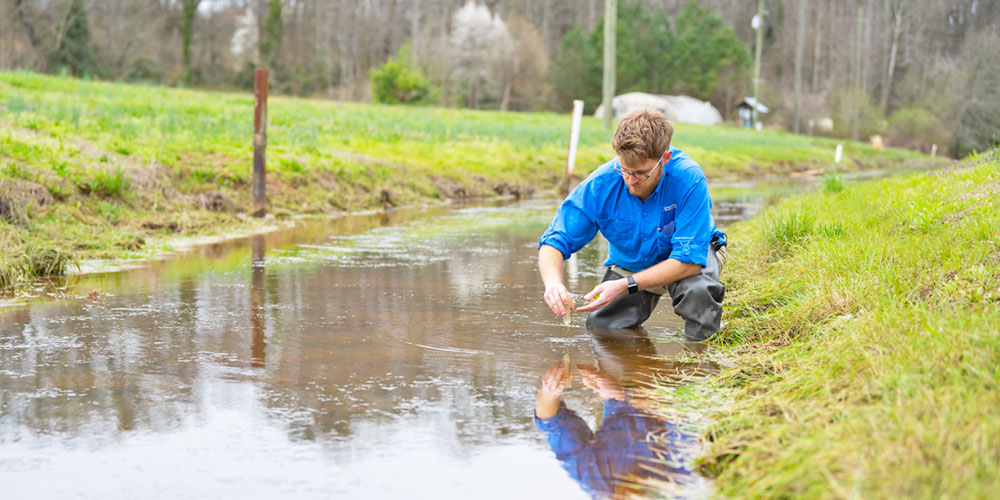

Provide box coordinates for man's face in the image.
[615,150,670,198]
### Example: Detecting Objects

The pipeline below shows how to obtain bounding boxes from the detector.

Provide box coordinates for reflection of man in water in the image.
[538,110,726,341]
[534,360,699,499]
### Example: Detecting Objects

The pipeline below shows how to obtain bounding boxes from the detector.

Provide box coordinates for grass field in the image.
[0,71,933,288]
[700,148,1000,498]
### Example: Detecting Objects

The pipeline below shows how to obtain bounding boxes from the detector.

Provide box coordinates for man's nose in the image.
[627,175,642,186]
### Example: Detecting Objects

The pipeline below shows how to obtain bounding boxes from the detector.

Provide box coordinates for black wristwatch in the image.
[626,275,639,294]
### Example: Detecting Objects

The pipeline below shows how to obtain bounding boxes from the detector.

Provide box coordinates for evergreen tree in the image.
[259,0,283,70]
[672,1,750,99]
[370,44,438,105]
[550,28,601,111]
[47,0,100,77]
[181,0,202,84]
[552,4,678,112]
[594,3,676,96]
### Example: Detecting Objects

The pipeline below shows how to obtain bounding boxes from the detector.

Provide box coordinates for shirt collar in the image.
[651,152,671,197]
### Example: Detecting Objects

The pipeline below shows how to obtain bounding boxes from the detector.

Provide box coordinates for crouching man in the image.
[538,110,726,341]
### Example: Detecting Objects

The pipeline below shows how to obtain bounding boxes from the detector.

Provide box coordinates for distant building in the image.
[737,97,769,128]
[594,92,723,126]
[808,117,834,134]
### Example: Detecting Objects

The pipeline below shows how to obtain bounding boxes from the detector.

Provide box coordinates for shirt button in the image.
[657,227,661,231]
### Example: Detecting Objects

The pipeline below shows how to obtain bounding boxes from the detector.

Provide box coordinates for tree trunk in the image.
[13,0,42,50]
[500,80,512,112]
[862,0,874,93]
[811,4,822,93]
[260,0,283,70]
[794,0,809,134]
[880,4,903,113]
[181,0,200,82]
[410,1,420,66]
[751,0,763,127]
[851,5,863,141]
[542,0,551,60]
[601,0,617,131]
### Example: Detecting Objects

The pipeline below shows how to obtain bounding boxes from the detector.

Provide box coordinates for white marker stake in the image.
[835,144,843,164]
[565,100,585,177]
[931,144,937,158]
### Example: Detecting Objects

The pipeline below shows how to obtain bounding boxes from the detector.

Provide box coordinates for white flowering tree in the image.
[230,6,259,70]
[449,1,512,109]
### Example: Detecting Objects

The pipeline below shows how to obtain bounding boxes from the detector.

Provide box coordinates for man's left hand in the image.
[576,278,628,313]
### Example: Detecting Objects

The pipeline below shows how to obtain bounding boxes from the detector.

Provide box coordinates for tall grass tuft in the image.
[821,171,845,193]
[21,247,72,277]
[764,210,815,253]
[0,254,18,289]
[87,167,130,197]
[0,246,73,290]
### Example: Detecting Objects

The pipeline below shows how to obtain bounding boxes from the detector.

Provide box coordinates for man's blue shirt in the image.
[534,400,697,497]
[539,146,720,270]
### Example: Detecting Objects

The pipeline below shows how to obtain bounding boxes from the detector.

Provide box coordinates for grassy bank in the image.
[700,148,999,497]
[0,71,932,288]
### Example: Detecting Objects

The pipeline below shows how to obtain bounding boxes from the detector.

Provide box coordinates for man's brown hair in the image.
[612,110,674,168]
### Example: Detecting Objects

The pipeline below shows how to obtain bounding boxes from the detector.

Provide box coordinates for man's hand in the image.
[543,283,572,317]
[576,364,625,401]
[539,361,568,397]
[576,278,628,313]
[536,361,568,419]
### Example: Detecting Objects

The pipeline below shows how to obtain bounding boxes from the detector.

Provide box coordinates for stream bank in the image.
[700,149,1000,498]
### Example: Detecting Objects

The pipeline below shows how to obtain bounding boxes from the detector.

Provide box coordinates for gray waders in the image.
[585,247,725,341]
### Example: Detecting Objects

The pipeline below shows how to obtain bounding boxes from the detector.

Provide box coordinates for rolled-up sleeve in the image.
[538,183,598,260]
[669,177,713,267]
[534,402,594,460]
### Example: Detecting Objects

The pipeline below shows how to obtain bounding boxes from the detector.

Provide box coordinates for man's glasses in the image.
[613,152,666,180]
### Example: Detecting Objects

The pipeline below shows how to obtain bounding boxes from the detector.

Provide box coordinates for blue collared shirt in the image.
[539,146,719,270]
[534,400,697,498]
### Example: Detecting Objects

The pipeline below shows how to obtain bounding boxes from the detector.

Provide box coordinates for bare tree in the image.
[880,0,904,112]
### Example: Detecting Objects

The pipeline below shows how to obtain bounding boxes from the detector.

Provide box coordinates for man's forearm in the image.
[632,258,701,290]
[535,391,561,419]
[538,244,566,288]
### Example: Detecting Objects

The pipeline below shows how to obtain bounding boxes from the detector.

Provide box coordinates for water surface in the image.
[2,198,738,499]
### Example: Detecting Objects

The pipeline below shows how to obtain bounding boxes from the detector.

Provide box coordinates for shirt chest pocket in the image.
[658,205,676,237]
[597,217,636,247]
[654,207,676,257]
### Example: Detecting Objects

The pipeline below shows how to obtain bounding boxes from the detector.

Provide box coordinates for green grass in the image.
[0,70,936,288]
[820,171,845,193]
[699,148,1000,498]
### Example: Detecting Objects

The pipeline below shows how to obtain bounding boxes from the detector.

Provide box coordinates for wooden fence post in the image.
[252,68,268,217]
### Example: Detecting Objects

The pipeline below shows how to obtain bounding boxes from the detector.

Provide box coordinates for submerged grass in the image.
[0,71,935,289]
[702,148,1000,498]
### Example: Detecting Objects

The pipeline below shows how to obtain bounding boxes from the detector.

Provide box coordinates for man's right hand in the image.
[543,283,572,317]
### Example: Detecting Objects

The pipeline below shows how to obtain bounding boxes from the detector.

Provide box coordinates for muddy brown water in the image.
[0,193,762,499]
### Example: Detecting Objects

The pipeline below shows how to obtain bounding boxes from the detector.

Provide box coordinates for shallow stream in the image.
[0,177,817,499]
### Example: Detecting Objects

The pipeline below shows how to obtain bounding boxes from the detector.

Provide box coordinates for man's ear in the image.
[662,150,673,163]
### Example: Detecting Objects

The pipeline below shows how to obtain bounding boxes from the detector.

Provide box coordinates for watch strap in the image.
[626,275,638,294]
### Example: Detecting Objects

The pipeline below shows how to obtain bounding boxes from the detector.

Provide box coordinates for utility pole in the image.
[794,0,808,134]
[752,0,764,128]
[601,0,617,131]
